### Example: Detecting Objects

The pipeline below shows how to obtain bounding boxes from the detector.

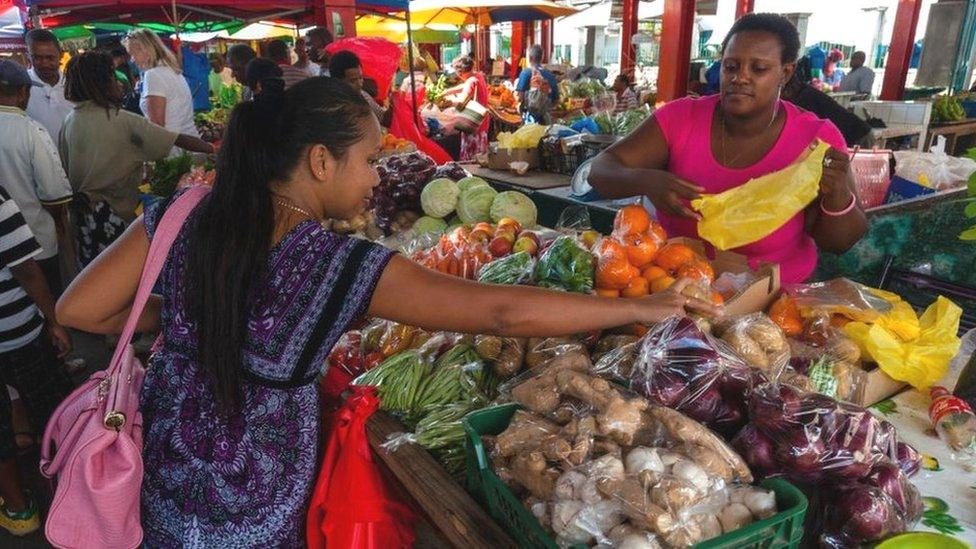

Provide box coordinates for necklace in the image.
[720,104,779,167]
[274,198,327,228]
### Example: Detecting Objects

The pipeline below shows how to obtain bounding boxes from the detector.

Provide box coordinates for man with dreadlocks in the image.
[58,51,213,267]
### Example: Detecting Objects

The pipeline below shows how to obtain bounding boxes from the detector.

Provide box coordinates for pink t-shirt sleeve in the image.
[652,97,697,151]
[815,120,847,152]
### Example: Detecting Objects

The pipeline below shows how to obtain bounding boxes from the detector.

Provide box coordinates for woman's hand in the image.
[645,174,704,219]
[633,278,721,324]
[819,147,856,210]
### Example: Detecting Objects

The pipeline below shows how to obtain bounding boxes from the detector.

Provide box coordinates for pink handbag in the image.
[39,186,209,549]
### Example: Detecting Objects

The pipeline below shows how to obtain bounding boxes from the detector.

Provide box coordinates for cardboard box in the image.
[852,364,908,407]
[487,146,540,170]
[670,237,781,316]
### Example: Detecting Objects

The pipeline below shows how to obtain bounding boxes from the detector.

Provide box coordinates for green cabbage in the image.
[490,191,538,228]
[457,185,498,224]
[457,176,489,192]
[413,216,448,236]
[421,178,460,218]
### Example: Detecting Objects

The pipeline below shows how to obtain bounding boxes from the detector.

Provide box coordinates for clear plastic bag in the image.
[473,335,527,378]
[533,235,596,294]
[784,278,893,321]
[820,461,923,548]
[713,313,790,373]
[630,316,758,438]
[732,382,898,484]
[409,226,494,279]
[894,136,976,190]
[477,251,536,285]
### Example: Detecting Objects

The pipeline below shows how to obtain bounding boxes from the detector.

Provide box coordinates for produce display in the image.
[371,151,437,233]
[410,219,547,280]
[418,175,538,232]
[933,95,967,123]
[378,132,416,156]
[492,351,775,547]
[147,153,195,198]
[488,85,517,109]
[558,78,607,112]
[194,108,228,143]
[593,205,721,304]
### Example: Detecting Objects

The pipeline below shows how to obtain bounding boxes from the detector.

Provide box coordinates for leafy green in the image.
[614,108,651,136]
[593,112,614,135]
[147,153,194,198]
[533,235,595,293]
[478,251,535,285]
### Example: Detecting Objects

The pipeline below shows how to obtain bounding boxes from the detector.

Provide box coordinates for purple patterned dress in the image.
[140,200,394,547]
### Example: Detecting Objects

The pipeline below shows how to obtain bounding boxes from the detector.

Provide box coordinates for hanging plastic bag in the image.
[307,386,417,549]
[692,140,830,250]
[389,90,452,165]
[843,296,962,389]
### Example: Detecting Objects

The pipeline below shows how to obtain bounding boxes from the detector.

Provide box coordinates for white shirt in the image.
[0,106,73,260]
[218,66,234,86]
[26,68,73,142]
[139,66,200,141]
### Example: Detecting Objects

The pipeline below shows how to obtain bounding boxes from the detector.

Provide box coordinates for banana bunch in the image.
[933,95,966,123]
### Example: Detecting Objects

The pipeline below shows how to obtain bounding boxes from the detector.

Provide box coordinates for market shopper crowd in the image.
[0,11,879,547]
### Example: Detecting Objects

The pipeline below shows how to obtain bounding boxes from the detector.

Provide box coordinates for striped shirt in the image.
[278,63,310,90]
[0,188,44,354]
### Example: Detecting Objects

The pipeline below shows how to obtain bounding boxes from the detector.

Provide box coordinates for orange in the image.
[596,288,621,298]
[711,292,725,305]
[677,260,716,282]
[655,243,697,273]
[632,323,649,337]
[650,275,676,294]
[596,258,639,290]
[621,276,650,298]
[595,238,627,261]
[641,265,668,282]
[623,234,659,268]
[613,205,651,236]
[647,222,668,244]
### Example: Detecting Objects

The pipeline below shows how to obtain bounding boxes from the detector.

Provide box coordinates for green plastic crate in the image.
[463,404,808,549]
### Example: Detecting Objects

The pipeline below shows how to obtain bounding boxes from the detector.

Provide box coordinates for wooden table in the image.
[924,119,976,155]
[366,412,517,549]
[464,165,571,191]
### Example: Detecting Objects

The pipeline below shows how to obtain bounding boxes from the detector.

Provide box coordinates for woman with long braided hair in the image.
[58,51,213,266]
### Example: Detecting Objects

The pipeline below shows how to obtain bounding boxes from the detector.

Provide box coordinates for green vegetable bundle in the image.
[147,153,194,198]
[477,251,535,285]
[355,350,431,424]
[533,235,595,293]
[934,95,966,123]
[615,108,650,136]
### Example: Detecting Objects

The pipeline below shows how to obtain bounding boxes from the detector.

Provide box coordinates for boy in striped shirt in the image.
[0,187,72,536]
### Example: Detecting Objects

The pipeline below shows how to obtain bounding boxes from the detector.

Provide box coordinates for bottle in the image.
[929,386,976,455]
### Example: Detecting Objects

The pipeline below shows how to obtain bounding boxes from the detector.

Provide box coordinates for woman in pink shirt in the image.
[590,13,867,283]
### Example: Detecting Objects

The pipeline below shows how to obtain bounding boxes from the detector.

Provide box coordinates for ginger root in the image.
[649,406,753,483]
[512,451,559,500]
[526,338,588,370]
[555,370,650,446]
[511,352,591,414]
[495,411,561,457]
[597,477,674,534]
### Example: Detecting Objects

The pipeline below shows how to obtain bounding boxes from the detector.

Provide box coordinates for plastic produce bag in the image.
[306,386,416,548]
[692,140,830,250]
[712,313,790,373]
[474,335,527,378]
[842,296,963,389]
[477,251,536,285]
[497,123,547,150]
[893,136,976,190]
[630,316,758,438]
[734,382,898,483]
[533,235,596,293]
[785,278,893,323]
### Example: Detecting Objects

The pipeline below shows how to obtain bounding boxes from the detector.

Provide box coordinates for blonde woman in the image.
[124,29,199,142]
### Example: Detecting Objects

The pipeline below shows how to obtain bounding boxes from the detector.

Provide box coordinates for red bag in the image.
[307,386,416,549]
[389,90,452,165]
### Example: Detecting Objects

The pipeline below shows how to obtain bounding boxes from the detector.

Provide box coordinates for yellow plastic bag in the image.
[691,140,829,250]
[497,124,547,150]
[842,296,963,389]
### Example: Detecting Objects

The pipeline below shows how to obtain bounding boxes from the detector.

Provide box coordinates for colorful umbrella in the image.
[408,0,577,27]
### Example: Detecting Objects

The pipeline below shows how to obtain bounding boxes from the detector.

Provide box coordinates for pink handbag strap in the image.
[105,186,210,376]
